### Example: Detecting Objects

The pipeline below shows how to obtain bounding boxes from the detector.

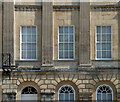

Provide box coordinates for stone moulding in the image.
[91,5,120,11]
[15,5,80,11]
[53,5,80,11]
[15,4,120,11]
[15,5,42,11]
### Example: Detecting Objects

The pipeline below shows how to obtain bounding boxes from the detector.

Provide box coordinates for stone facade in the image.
[0,1,120,101]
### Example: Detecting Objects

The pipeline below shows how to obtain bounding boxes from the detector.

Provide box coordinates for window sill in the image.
[92,59,115,62]
[54,59,77,62]
[15,59,40,62]
[95,58,112,61]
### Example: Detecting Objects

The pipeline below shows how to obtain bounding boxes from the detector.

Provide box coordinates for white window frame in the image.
[95,26,112,60]
[58,85,75,101]
[20,26,37,60]
[96,84,113,101]
[58,26,75,60]
[21,86,38,100]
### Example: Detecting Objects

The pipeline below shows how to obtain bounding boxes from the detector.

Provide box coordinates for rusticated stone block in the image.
[40,85,47,89]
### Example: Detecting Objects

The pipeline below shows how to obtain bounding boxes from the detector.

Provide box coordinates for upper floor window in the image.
[96,85,113,101]
[20,26,37,60]
[96,26,112,59]
[58,26,75,60]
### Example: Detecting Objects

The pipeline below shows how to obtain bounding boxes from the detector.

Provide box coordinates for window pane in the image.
[102,35,106,41]
[59,94,64,101]
[31,44,36,50]
[27,51,31,59]
[22,43,27,50]
[59,35,63,42]
[107,26,111,33]
[69,35,74,42]
[32,35,36,42]
[69,26,74,33]
[22,51,26,59]
[97,26,101,33]
[32,27,36,35]
[27,35,31,42]
[64,51,68,59]
[22,27,27,35]
[102,51,106,58]
[97,94,101,100]
[69,44,73,50]
[22,35,27,43]
[106,44,111,50]
[108,94,112,100]
[69,51,74,59]
[64,35,68,42]
[65,93,69,101]
[107,34,111,41]
[97,34,101,41]
[102,43,106,50]
[70,94,74,101]
[97,51,101,58]
[64,44,68,50]
[27,27,31,34]
[27,44,31,50]
[102,26,107,34]
[107,51,111,58]
[64,26,68,33]
[102,93,106,100]
[59,43,63,50]
[59,51,63,59]
[97,43,101,50]
[59,27,63,33]
[31,51,36,59]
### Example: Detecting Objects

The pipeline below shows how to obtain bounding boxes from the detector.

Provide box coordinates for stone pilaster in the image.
[0,1,2,69]
[42,2,53,68]
[79,2,91,68]
[3,2,14,64]
[118,9,120,68]
[0,2,2,101]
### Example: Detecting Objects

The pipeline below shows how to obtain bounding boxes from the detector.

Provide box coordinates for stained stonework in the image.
[0,1,2,70]
[1,70,119,100]
[1,1,120,101]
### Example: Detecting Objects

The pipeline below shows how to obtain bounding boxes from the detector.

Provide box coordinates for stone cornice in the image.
[14,4,120,11]
[91,5,120,11]
[15,5,42,11]
[53,5,80,11]
[15,5,80,11]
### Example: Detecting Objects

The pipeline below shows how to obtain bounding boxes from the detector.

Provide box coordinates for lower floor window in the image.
[58,85,75,101]
[21,86,38,100]
[96,85,113,101]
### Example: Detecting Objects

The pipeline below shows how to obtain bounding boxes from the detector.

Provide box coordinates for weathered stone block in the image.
[78,84,85,89]
[40,85,47,89]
